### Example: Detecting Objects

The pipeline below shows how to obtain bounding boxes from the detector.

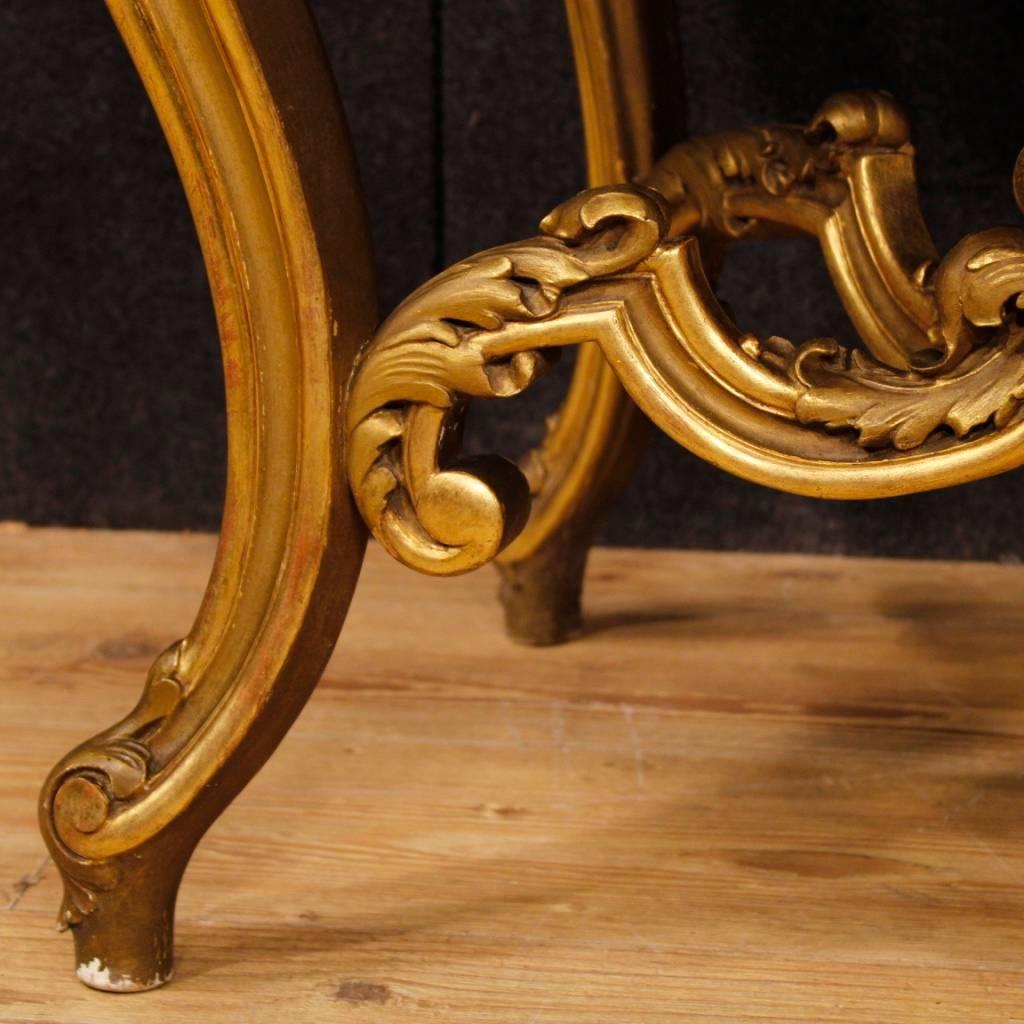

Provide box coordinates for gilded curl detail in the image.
[345,187,670,575]
[45,640,189,927]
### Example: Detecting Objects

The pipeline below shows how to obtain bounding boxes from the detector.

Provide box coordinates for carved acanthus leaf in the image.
[790,334,1024,450]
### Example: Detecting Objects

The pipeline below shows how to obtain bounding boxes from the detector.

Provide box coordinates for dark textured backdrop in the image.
[3,1,1023,559]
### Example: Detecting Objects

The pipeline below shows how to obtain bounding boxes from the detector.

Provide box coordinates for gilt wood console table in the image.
[38,0,1024,993]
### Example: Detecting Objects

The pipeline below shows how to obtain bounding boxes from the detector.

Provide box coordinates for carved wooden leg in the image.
[494,0,682,645]
[38,0,376,991]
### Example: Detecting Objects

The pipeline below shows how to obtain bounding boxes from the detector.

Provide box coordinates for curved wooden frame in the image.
[39,0,375,991]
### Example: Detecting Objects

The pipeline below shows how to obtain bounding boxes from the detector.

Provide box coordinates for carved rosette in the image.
[346,91,1024,575]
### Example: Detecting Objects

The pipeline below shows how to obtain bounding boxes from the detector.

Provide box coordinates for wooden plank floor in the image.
[3,526,1024,1022]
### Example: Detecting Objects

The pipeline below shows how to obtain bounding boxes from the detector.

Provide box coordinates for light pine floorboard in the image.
[2,525,1024,1022]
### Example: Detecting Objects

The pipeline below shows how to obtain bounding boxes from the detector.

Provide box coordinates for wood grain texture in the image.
[3,525,1024,1021]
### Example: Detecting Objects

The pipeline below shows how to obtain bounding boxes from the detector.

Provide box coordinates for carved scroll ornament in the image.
[346,91,1024,576]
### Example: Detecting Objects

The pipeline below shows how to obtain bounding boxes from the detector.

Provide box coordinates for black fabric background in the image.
[3,0,1023,559]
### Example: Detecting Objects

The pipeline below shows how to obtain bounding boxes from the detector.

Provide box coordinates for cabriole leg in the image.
[38,0,376,990]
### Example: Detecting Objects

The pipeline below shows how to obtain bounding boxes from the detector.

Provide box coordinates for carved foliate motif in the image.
[346,91,1024,575]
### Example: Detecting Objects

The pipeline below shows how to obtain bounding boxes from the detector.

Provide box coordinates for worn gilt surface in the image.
[347,91,1024,575]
